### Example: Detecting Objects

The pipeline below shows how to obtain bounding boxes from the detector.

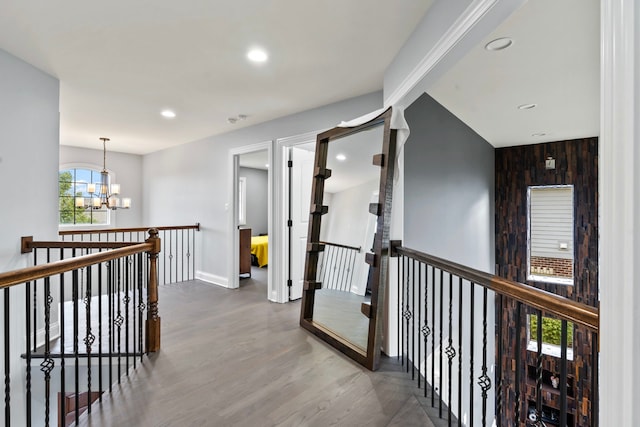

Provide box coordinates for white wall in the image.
[239,167,268,235]
[143,92,382,286]
[0,47,60,426]
[59,145,143,228]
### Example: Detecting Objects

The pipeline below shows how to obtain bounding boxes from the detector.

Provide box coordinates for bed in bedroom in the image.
[250,235,268,267]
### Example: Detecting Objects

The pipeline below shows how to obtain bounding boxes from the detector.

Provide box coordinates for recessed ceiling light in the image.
[485,37,513,51]
[518,103,537,110]
[265,164,269,168]
[247,48,268,63]
[336,154,346,161]
[161,110,176,118]
[532,132,547,137]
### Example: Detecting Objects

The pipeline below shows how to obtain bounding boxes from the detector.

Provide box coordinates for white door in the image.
[289,145,315,300]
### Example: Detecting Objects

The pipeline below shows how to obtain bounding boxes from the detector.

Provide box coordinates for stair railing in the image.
[59,223,200,285]
[392,242,598,427]
[317,241,361,292]
[0,229,161,426]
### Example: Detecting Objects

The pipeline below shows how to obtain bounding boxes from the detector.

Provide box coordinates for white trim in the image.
[228,141,273,297]
[195,271,229,288]
[273,131,323,304]
[384,0,498,107]
[600,0,637,424]
[36,322,60,349]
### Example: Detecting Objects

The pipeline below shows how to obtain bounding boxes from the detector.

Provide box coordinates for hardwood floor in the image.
[77,277,440,427]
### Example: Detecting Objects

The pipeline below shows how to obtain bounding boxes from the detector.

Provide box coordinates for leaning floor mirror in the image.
[299,107,397,370]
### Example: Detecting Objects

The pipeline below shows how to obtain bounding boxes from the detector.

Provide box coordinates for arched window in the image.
[59,167,110,225]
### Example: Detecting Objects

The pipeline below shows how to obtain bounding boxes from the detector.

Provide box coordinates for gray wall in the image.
[143,91,382,281]
[59,145,144,228]
[404,93,494,270]
[239,167,268,235]
[0,47,60,425]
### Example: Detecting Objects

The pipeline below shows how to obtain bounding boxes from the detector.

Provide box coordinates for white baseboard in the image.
[195,271,230,288]
[36,321,60,349]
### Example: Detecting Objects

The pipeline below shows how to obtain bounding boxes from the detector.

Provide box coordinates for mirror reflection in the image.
[311,124,383,351]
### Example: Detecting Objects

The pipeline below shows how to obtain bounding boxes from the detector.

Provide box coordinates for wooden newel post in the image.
[145,228,161,353]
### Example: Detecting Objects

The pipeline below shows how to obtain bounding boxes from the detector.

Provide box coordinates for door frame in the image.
[228,141,273,299]
[273,131,323,303]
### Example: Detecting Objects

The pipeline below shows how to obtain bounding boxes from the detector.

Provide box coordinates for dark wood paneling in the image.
[495,138,598,426]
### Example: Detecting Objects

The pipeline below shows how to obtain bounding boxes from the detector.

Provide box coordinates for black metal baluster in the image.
[496,294,504,427]
[85,265,95,413]
[59,250,66,424]
[446,273,456,427]
[73,266,80,426]
[137,253,145,362]
[514,302,522,426]
[478,288,491,427]
[404,257,411,374]
[401,255,406,368]
[186,229,192,280]
[397,254,401,362]
[4,287,10,427]
[33,250,38,353]
[108,261,113,392]
[336,248,345,291]
[431,266,436,407]
[535,310,543,423]
[98,260,103,399]
[417,262,422,389]
[25,280,33,427]
[469,282,475,427]
[457,277,463,427]
[559,319,568,427]
[439,269,443,418]
[422,265,430,399]
[132,255,137,369]
[42,276,54,427]
[116,258,123,383]
[411,259,416,381]
[125,256,131,374]
[181,229,185,282]
[169,230,174,284]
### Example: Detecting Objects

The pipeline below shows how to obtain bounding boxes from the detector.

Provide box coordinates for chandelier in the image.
[75,137,131,210]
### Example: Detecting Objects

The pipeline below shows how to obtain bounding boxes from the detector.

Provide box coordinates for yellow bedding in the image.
[251,235,268,267]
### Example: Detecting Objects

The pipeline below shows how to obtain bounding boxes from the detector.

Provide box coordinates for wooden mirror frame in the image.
[299,107,397,370]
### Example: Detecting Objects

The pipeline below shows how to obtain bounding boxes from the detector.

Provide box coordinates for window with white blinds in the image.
[528,185,574,284]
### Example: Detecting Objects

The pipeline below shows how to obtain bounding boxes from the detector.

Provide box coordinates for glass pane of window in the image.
[528,185,574,284]
[528,314,573,359]
[59,167,110,226]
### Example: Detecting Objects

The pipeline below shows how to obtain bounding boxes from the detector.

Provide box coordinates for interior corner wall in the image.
[142,91,382,281]
[0,48,60,271]
[403,93,494,270]
[59,145,143,228]
[239,167,268,235]
[0,48,59,426]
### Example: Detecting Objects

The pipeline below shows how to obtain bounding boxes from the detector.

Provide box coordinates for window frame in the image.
[526,314,574,360]
[58,163,114,229]
[526,184,575,285]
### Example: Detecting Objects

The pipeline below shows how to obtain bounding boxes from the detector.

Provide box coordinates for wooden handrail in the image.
[0,242,153,290]
[394,245,599,332]
[25,241,139,251]
[59,223,200,236]
[319,241,361,252]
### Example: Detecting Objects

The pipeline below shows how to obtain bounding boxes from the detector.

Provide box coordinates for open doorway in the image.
[228,142,272,300]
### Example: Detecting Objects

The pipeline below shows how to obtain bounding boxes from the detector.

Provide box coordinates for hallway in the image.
[77,278,438,426]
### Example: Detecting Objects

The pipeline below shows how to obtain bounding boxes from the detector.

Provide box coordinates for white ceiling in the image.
[428,0,600,147]
[0,0,434,154]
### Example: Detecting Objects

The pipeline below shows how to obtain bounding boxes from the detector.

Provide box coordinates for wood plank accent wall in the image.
[495,138,598,426]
